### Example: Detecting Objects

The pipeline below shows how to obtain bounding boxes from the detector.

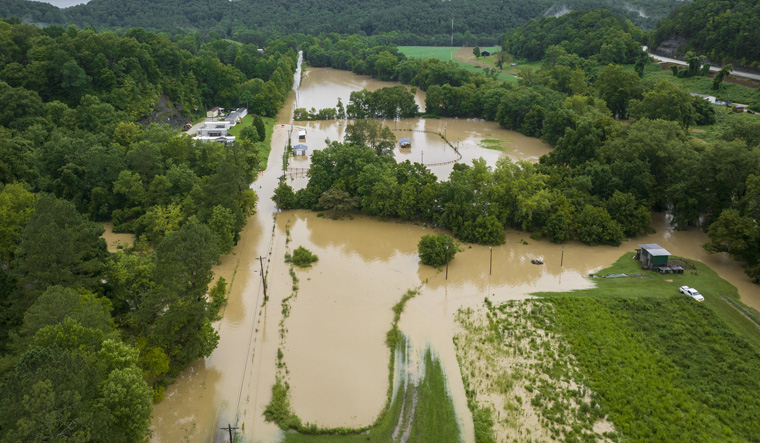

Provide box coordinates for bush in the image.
[418,234,457,267]
[287,246,319,267]
[273,182,297,209]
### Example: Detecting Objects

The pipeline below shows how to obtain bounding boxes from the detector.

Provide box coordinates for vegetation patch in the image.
[455,299,615,443]
[535,254,760,441]
[478,138,505,151]
[417,234,458,267]
[285,246,319,268]
[456,253,760,442]
[228,115,276,170]
[397,46,516,82]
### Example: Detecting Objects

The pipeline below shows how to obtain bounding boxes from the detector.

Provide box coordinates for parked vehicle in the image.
[679,285,704,302]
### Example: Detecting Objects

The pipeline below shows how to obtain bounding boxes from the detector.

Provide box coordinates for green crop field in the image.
[398,46,517,82]
[532,254,760,442]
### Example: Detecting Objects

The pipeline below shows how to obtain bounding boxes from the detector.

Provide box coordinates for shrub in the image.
[287,246,319,267]
[418,234,457,267]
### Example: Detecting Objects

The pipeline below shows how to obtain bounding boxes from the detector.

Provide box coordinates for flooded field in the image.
[287,68,551,185]
[150,64,760,443]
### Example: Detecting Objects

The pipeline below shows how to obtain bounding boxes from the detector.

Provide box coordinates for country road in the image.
[646,49,760,81]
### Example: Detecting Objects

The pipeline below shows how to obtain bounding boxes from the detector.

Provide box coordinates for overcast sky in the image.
[28,0,90,8]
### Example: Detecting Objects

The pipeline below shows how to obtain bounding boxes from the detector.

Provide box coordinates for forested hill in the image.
[503,10,649,62]
[651,0,760,67]
[3,0,681,44]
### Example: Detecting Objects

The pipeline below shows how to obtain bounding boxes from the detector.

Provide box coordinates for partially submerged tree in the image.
[418,234,458,267]
[344,119,396,156]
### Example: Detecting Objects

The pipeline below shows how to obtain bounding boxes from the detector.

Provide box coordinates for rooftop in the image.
[639,243,671,256]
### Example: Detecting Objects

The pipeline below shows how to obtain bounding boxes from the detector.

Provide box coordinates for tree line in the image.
[290,20,760,282]
[651,0,760,68]
[0,20,298,441]
[3,0,686,45]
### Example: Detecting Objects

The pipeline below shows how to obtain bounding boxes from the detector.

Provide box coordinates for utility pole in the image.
[450,16,454,55]
[489,246,493,275]
[561,247,564,267]
[421,151,424,165]
[257,256,268,300]
[221,423,238,442]
[445,245,450,280]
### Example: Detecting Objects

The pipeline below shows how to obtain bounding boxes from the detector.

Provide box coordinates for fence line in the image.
[391,128,463,166]
[283,128,463,173]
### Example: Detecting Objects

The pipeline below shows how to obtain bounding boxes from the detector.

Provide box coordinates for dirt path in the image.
[720,294,760,330]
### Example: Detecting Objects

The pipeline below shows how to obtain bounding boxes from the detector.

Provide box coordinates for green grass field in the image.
[528,254,760,441]
[227,115,275,170]
[397,46,517,82]
[555,254,760,350]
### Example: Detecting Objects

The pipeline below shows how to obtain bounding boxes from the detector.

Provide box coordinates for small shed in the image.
[207,106,222,118]
[293,144,308,156]
[399,137,412,148]
[298,129,306,142]
[481,50,491,57]
[636,244,671,270]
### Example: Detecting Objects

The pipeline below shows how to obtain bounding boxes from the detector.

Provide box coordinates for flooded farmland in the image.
[150,64,760,443]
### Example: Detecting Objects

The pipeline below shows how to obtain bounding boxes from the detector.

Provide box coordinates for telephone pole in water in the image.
[257,256,268,300]
[221,424,238,442]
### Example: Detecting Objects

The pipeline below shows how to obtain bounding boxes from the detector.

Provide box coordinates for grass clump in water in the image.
[478,138,505,151]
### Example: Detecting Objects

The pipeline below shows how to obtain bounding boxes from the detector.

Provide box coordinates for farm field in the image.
[398,46,517,82]
[456,254,760,442]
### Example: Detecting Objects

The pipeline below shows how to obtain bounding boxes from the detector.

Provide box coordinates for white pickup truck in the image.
[679,286,704,302]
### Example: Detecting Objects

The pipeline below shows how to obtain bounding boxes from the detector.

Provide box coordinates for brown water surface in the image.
[100,222,135,252]
[287,68,551,185]
[151,65,760,443]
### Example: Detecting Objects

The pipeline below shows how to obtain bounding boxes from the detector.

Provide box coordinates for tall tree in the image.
[11,194,107,316]
[596,64,642,119]
[147,222,220,375]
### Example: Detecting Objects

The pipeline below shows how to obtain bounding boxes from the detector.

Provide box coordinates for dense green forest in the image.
[278,15,760,283]
[502,10,649,63]
[2,0,682,45]
[651,0,760,67]
[0,18,297,440]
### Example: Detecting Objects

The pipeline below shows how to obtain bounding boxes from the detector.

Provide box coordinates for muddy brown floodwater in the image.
[150,65,760,443]
[287,68,552,185]
[100,222,135,253]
